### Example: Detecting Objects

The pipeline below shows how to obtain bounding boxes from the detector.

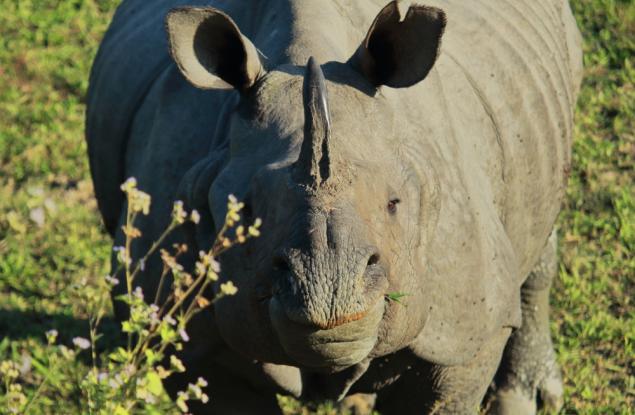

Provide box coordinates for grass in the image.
[0,0,632,413]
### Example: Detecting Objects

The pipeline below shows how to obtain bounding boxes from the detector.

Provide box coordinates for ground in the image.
[0,0,632,413]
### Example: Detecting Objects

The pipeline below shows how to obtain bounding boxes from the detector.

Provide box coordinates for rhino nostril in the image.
[272,255,291,272]
[367,253,380,267]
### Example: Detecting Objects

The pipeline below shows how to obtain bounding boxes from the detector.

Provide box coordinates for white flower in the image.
[170,355,186,373]
[220,281,238,296]
[133,286,144,300]
[105,275,119,286]
[190,209,200,224]
[172,200,188,224]
[120,177,137,192]
[210,258,220,273]
[45,329,58,344]
[72,337,91,350]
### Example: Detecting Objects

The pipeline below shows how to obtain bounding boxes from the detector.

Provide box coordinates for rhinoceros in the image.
[86,0,582,413]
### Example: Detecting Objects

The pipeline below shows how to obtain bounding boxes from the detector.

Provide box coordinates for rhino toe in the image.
[487,353,564,415]
[489,386,536,415]
[538,365,564,412]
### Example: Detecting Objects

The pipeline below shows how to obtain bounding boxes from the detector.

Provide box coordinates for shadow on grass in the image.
[0,308,123,353]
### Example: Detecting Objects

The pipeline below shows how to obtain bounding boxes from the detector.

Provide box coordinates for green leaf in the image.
[109,347,131,363]
[145,371,164,397]
[385,292,410,305]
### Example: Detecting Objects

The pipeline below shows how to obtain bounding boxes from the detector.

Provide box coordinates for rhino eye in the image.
[387,198,400,215]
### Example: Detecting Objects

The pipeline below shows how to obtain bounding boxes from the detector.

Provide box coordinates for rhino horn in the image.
[294,56,331,188]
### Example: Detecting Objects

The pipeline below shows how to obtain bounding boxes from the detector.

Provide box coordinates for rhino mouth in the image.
[268,296,385,372]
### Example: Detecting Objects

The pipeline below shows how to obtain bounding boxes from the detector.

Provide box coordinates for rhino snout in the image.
[269,296,384,371]
[271,247,385,330]
[266,246,388,369]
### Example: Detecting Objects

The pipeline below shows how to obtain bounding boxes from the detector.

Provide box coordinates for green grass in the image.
[0,0,632,413]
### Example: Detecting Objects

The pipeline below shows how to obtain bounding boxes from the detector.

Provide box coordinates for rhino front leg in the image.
[376,328,511,414]
[489,230,564,414]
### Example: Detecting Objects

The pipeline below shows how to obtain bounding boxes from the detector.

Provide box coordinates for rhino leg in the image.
[375,328,511,414]
[489,230,564,414]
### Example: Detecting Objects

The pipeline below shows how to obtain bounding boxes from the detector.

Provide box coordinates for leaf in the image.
[6,211,27,233]
[145,371,164,396]
[385,292,410,306]
[114,406,130,415]
[109,347,131,363]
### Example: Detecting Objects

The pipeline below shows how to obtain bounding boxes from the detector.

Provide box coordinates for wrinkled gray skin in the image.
[86,0,582,413]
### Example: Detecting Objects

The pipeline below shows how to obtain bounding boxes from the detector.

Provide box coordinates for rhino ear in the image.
[166,7,264,91]
[354,1,446,88]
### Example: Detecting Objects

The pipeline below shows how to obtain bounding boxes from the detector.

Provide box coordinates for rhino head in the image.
[166,2,446,372]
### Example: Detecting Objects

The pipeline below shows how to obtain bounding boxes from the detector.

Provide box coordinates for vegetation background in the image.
[0,0,632,413]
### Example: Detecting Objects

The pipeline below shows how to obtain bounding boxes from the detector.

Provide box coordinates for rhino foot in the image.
[489,352,563,415]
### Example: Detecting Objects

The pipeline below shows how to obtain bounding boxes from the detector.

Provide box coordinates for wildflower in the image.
[248,218,263,237]
[133,286,144,300]
[122,224,142,238]
[207,268,218,282]
[19,355,31,376]
[156,365,170,379]
[105,275,119,286]
[120,177,137,193]
[109,376,122,389]
[226,194,244,225]
[123,364,136,378]
[72,337,91,350]
[172,200,188,224]
[188,383,204,400]
[59,345,75,360]
[236,226,246,243]
[190,209,201,224]
[176,391,189,412]
[149,305,161,326]
[113,246,131,266]
[195,260,206,277]
[161,249,184,273]
[210,258,220,273]
[163,314,177,326]
[196,377,208,388]
[196,296,210,308]
[139,258,146,271]
[170,355,186,373]
[0,361,20,380]
[129,188,151,215]
[179,328,190,342]
[6,383,27,414]
[220,281,238,296]
[45,329,58,344]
